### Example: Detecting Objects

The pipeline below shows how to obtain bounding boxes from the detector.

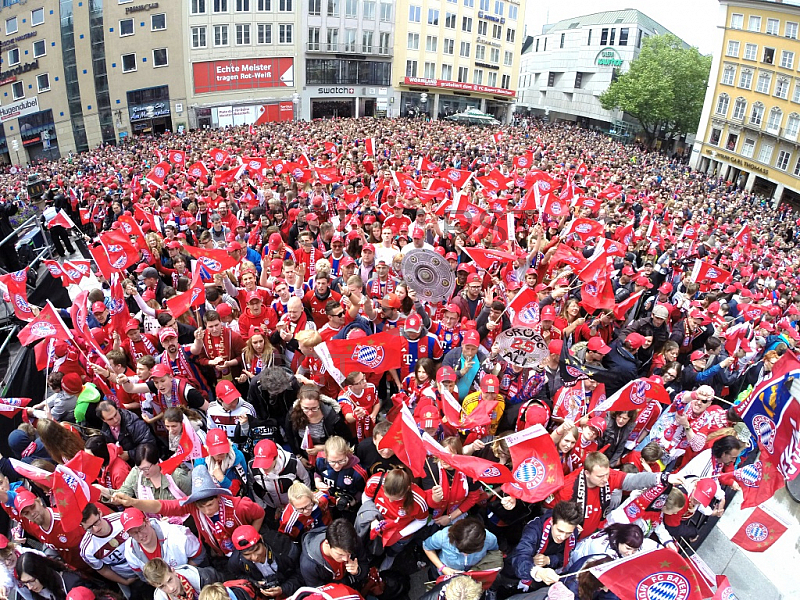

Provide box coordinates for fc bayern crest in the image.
[352,344,385,369]
[154,167,165,178]
[517,156,528,167]
[735,462,762,487]
[751,415,776,452]
[215,152,225,162]
[516,302,540,326]
[718,584,737,600]
[249,160,261,170]
[635,572,691,600]
[707,268,719,279]
[292,168,304,179]
[576,223,592,234]
[31,322,57,337]
[629,380,649,405]
[512,456,545,490]
[481,466,502,478]
[745,522,769,542]
[202,257,222,271]
[447,170,460,182]
[538,181,551,192]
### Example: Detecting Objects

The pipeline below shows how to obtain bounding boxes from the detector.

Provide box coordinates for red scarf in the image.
[197,496,237,555]
[431,464,469,518]
[174,572,198,600]
[369,276,395,298]
[204,330,233,377]
[125,336,157,362]
[161,348,197,384]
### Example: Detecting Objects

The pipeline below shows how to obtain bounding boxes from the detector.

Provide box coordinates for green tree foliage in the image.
[600,34,712,147]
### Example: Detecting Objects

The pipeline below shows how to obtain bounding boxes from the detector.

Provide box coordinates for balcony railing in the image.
[307,42,391,55]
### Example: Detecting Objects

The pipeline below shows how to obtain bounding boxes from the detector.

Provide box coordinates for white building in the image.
[517,9,686,136]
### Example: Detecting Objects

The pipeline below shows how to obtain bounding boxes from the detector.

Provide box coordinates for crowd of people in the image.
[0,116,794,600]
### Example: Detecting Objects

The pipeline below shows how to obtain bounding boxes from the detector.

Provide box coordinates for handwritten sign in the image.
[495,327,548,368]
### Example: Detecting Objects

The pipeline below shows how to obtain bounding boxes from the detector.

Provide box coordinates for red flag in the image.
[690,259,732,284]
[64,451,104,485]
[323,141,337,154]
[209,148,229,166]
[315,166,341,185]
[99,229,139,271]
[43,260,65,279]
[506,287,542,328]
[440,168,473,189]
[541,193,571,218]
[17,302,73,347]
[681,222,699,240]
[685,553,717,600]
[417,155,438,171]
[78,207,91,225]
[160,415,207,475]
[576,252,607,283]
[476,169,511,192]
[165,270,206,317]
[107,273,132,332]
[52,464,93,531]
[731,506,788,552]
[377,404,427,478]
[501,425,564,503]
[71,290,90,344]
[435,569,500,591]
[144,161,171,188]
[549,244,588,271]
[525,170,559,195]
[735,303,767,322]
[614,222,635,246]
[186,161,210,180]
[422,433,512,484]
[597,237,626,258]
[731,442,785,509]
[579,256,614,313]
[364,137,376,156]
[9,458,53,488]
[460,247,517,271]
[734,224,752,248]
[183,245,239,278]
[213,165,245,187]
[46,209,76,230]
[167,150,186,167]
[88,243,117,280]
[598,184,623,201]
[564,217,604,241]
[0,269,35,321]
[60,260,93,286]
[242,156,268,174]
[117,214,148,250]
[574,196,602,211]
[592,378,671,413]
[321,331,405,375]
[614,290,644,320]
[492,132,503,145]
[0,397,32,416]
[512,152,533,170]
[713,576,739,600]
[393,171,419,194]
[590,548,704,600]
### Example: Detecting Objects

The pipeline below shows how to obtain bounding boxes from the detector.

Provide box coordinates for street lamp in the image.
[292,93,300,121]
[420,93,428,120]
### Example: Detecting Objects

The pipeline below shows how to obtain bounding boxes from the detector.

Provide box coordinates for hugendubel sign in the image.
[0,96,39,123]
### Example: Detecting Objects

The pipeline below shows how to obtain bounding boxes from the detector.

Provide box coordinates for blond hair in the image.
[444,576,483,600]
[295,329,322,348]
[287,480,314,504]
[198,584,228,600]
[324,435,352,458]
[142,558,172,587]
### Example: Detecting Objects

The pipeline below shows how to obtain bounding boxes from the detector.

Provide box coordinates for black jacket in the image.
[602,341,641,396]
[226,529,302,595]
[101,408,157,452]
[285,402,353,458]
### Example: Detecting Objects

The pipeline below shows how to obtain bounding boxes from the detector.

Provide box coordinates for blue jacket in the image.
[505,512,579,582]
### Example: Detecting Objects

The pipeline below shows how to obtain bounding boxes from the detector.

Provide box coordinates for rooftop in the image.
[545,8,681,40]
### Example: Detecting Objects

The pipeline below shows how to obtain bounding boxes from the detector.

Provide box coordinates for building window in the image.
[600,28,608,45]
[151,13,166,31]
[506,28,515,43]
[473,69,483,84]
[739,69,752,89]
[445,12,456,28]
[259,23,273,44]
[476,44,486,60]
[494,0,503,16]
[504,50,513,66]
[795,157,800,176]
[307,27,318,49]
[744,43,757,61]
[777,150,791,170]
[344,28,356,51]
[279,23,292,43]
[756,72,771,94]
[488,72,497,86]
[121,53,137,73]
[5,17,17,35]
[379,32,390,53]
[750,102,765,126]
[715,94,729,116]
[213,0,229,12]
[741,138,755,158]
[477,20,487,35]
[733,97,747,120]
[309,0,320,15]
[10,80,24,101]
[428,9,439,25]
[442,64,452,80]
[548,72,555,87]
[535,38,539,52]
[492,24,502,39]
[776,78,790,99]
[31,8,44,26]
[362,31,373,52]
[443,38,454,54]
[279,0,292,10]
[7,48,20,66]
[767,18,780,35]
[560,33,565,49]
[380,3,392,21]
[726,40,739,57]
[709,128,721,146]
[236,24,251,44]
[763,47,775,64]
[786,114,800,140]
[748,15,761,32]
[587,29,592,45]
[730,13,743,29]
[258,0,272,9]
[426,35,437,52]
[345,0,357,17]
[236,0,250,10]
[408,32,419,50]
[33,39,46,58]
[424,62,436,78]
[192,0,207,13]
[153,48,168,67]
[609,28,616,45]
[406,60,417,77]
[460,41,470,57]
[619,28,629,46]
[478,0,487,9]
[575,72,583,88]
[508,5,517,20]
[327,29,339,50]
[119,18,134,36]
[363,1,374,19]
[463,17,472,32]
[214,25,229,46]
[781,51,794,70]
[767,107,783,133]
[34,72,50,93]
[722,65,735,86]
[192,27,207,48]
[409,5,420,22]
[458,66,468,82]
[490,47,499,62]
[637,29,643,47]
[787,22,799,39]
[757,143,773,163]
[328,0,339,16]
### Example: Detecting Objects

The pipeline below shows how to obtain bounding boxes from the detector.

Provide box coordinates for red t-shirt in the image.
[322,543,346,579]
[553,468,627,538]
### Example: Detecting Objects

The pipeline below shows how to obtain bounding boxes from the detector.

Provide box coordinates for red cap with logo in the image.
[587,416,607,436]
[540,305,556,321]
[587,337,611,355]
[215,380,241,404]
[462,329,480,347]
[417,407,441,429]
[405,313,423,333]
[150,364,172,379]
[158,327,178,343]
[67,588,96,600]
[125,318,141,332]
[206,428,231,456]
[692,478,719,507]
[481,375,500,394]
[14,489,38,512]
[232,525,261,551]
[120,507,146,531]
[91,301,107,314]
[252,439,278,469]
[436,366,457,382]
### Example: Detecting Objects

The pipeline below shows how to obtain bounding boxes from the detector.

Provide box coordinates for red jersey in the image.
[238,306,279,337]
[123,334,158,364]
[303,289,343,328]
[422,463,482,519]
[21,505,109,570]
[318,323,342,343]
[278,491,332,539]
[338,383,379,441]
[365,474,428,547]
[383,214,411,232]
[553,468,628,538]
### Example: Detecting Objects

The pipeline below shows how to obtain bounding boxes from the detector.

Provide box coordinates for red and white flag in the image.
[186,161,209,180]
[0,397,32,416]
[460,247,517,271]
[17,302,73,347]
[213,164,246,187]
[165,268,206,318]
[512,152,534,170]
[436,568,501,590]
[52,464,93,531]
[316,166,341,185]
[734,224,752,248]
[506,287,541,328]
[209,148,229,166]
[99,228,140,271]
[564,217,605,241]
[144,161,171,189]
[541,193,570,218]
[440,168,473,189]
[378,404,427,478]
[160,415,207,474]
[10,458,54,488]
[492,132,503,145]
[731,506,789,552]
[167,150,186,167]
[501,425,564,503]
[614,290,644,320]
[60,260,93,286]
[422,432,512,484]
[364,137,376,156]
[713,576,739,600]
[0,269,35,321]
[592,378,671,413]
[690,259,732,284]
[46,209,76,230]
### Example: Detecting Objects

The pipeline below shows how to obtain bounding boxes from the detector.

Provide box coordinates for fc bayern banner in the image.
[730,506,789,552]
[318,331,405,378]
[501,424,564,503]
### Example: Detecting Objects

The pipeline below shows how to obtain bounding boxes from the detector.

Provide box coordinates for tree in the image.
[599,34,712,148]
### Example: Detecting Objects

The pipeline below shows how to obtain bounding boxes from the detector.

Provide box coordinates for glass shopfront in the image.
[127,86,173,134]
[437,94,480,119]
[19,109,58,162]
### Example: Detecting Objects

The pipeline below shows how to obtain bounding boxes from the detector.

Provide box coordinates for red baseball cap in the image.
[417,407,441,429]
[245,290,263,304]
[540,305,556,321]
[362,243,375,252]
[381,293,401,309]
[67,588,96,600]
[226,241,243,252]
[658,282,674,294]
[587,416,607,436]
[252,439,278,469]
[481,375,500,394]
[444,303,461,315]
[205,428,231,456]
[548,339,563,355]
[158,327,178,343]
[412,228,425,240]
[692,478,718,507]
[232,525,261,551]
[120,507,146,531]
[635,276,653,288]
[124,318,141,332]
[14,489,38,512]
[436,366,457,382]
[150,364,172,379]
[690,350,708,362]
[462,329,480,346]
[626,332,647,349]
[91,301,107,314]
[217,303,232,318]
[405,313,423,333]
[466,273,482,285]
[587,337,611,354]
[268,232,283,251]
[215,380,241,404]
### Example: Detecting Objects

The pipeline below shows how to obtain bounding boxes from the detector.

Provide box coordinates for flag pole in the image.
[479,481,504,500]
[713,395,736,406]
[425,459,439,485]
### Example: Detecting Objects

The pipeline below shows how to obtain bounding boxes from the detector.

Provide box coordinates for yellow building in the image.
[392,0,527,122]
[691,0,800,204]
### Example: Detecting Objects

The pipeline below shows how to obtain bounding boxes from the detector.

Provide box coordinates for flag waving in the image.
[422,432,512,484]
[160,415,207,475]
[731,506,789,552]
[377,404,427,478]
[17,302,73,347]
[0,397,32,416]
[52,464,94,531]
[319,331,405,376]
[501,425,564,503]
[592,378,671,413]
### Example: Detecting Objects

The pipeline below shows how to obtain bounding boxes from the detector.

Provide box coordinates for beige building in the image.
[392,0,527,122]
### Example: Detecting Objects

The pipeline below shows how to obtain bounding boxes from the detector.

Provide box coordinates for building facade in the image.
[392,0,526,122]
[690,0,800,204]
[517,9,684,136]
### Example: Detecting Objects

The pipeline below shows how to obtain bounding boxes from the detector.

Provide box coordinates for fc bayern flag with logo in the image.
[52,464,93,532]
[364,137,376,156]
[0,269,35,321]
[460,247,517,271]
[99,229,139,271]
[690,259,733,284]
[167,149,186,167]
[512,152,534,170]
[209,147,229,166]
[714,576,739,600]
[378,404,427,478]
[422,432,512,484]
[183,245,239,278]
[186,161,210,180]
[161,415,207,475]
[613,290,644,321]
[564,217,605,241]
[731,507,789,552]
[730,442,785,509]
[440,168,473,189]
[549,243,588,271]
[734,223,752,248]
[17,302,73,347]
[501,424,564,503]
[0,397,32,416]
[507,287,541,328]
[590,548,704,600]
[60,261,92,286]
[213,164,246,187]
[315,166,341,185]
[592,378,671,413]
[144,161,171,188]
[323,330,405,375]
[166,270,206,318]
